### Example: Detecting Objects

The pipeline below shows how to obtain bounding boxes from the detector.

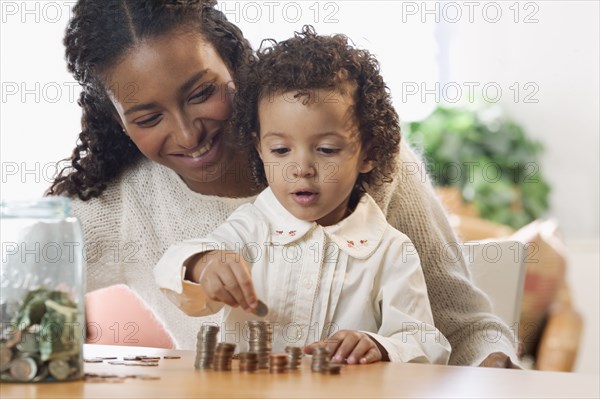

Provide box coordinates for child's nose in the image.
[291,159,317,179]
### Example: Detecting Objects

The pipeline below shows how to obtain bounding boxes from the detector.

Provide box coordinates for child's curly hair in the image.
[235,25,401,195]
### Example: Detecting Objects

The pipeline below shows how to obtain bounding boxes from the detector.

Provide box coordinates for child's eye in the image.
[270,147,290,155]
[317,147,340,155]
[189,83,216,103]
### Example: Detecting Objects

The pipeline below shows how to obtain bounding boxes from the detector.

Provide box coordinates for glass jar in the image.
[1,197,85,382]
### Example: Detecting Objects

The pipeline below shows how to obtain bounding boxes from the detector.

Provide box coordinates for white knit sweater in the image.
[71,141,518,365]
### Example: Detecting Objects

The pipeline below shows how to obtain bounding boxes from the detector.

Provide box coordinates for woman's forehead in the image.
[104,32,231,102]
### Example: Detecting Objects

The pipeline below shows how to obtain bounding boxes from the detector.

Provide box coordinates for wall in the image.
[441,0,599,240]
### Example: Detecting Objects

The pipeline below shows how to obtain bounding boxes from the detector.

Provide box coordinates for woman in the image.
[48,0,518,367]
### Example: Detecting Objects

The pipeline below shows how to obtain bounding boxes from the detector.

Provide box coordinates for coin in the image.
[195,325,219,370]
[246,320,272,369]
[268,353,288,373]
[253,300,269,317]
[311,347,330,372]
[124,361,159,366]
[49,359,71,380]
[136,375,161,380]
[238,352,259,372]
[0,347,13,372]
[285,346,303,370]
[322,364,342,375]
[9,357,38,381]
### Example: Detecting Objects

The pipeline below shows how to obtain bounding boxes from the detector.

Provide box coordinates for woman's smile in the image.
[104,32,252,196]
[168,131,221,168]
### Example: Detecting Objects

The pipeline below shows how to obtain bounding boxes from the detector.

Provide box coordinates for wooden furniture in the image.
[1,345,598,398]
[438,187,583,371]
[467,240,527,326]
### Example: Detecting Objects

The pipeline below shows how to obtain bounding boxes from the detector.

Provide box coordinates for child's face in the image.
[256,89,374,226]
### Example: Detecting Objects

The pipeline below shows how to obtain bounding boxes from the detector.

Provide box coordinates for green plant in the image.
[405,106,551,229]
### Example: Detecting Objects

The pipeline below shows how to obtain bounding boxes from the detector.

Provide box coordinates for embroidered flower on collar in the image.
[347,239,368,248]
[275,230,284,235]
[289,230,296,236]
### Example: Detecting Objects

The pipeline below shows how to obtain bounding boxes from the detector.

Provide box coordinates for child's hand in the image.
[187,250,258,312]
[304,330,384,365]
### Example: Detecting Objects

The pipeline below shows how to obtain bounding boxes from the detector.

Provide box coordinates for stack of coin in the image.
[194,324,219,369]
[237,352,259,372]
[213,343,236,371]
[285,346,303,370]
[310,346,330,372]
[268,354,288,373]
[246,321,272,369]
[321,364,342,375]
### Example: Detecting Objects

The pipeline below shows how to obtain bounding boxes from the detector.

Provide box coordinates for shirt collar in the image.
[254,188,388,259]
[254,188,315,245]
[323,194,388,259]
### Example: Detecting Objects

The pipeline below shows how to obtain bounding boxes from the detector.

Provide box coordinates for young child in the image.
[154,26,450,365]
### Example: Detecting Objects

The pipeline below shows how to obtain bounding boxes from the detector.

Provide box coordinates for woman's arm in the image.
[368,141,519,366]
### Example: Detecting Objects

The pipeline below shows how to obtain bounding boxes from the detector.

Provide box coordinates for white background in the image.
[1,0,598,240]
[1,0,598,372]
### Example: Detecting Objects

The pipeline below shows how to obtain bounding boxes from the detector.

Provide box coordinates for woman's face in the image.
[105,31,245,196]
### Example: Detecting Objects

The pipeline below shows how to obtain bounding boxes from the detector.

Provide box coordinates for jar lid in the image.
[0,197,72,219]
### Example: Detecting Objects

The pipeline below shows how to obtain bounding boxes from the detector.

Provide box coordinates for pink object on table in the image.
[85,284,176,349]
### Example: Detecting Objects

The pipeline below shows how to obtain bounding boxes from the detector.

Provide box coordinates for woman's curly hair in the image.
[47,0,254,200]
[234,25,401,197]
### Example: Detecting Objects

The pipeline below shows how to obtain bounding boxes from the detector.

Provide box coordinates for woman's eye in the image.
[190,84,216,103]
[135,114,162,128]
[270,148,289,155]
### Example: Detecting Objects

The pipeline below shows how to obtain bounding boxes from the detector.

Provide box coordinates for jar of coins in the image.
[1,197,85,382]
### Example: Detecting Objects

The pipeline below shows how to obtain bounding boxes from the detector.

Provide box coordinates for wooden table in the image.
[1,344,598,398]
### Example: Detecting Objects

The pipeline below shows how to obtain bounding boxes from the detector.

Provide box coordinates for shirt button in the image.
[296,330,303,340]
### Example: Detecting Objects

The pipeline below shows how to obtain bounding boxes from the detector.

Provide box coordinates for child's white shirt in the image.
[154,187,451,364]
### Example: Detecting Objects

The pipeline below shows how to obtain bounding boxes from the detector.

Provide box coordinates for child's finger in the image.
[215,288,239,308]
[347,336,378,364]
[303,341,324,355]
[217,269,250,310]
[203,274,239,307]
[230,260,257,310]
[359,347,382,364]
[331,334,359,363]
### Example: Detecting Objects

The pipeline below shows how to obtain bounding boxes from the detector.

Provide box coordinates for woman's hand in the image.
[186,250,258,312]
[304,330,386,365]
[479,352,522,369]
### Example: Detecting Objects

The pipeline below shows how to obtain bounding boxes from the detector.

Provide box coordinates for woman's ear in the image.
[252,132,263,159]
[108,103,128,136]
[119,122,129,136]
[359,150,376,173]
[359,158,376,174]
